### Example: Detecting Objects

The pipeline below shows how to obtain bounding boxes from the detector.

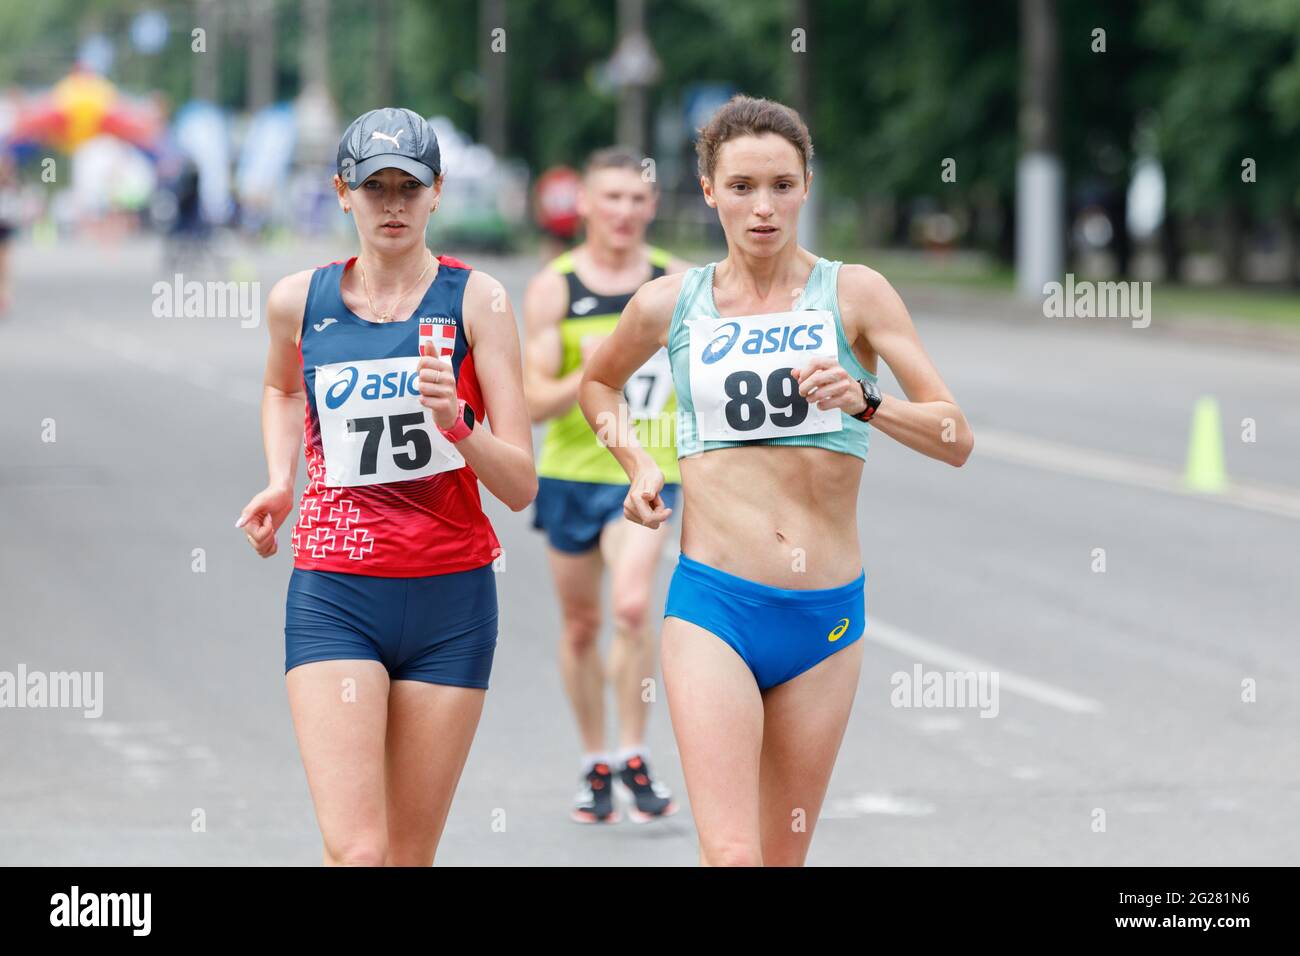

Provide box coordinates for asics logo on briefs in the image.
[370,129,404,147]
[700,321,742,364]
[827,618,850,642]
[700,321,826,364]
[571,296,598,315]
[313,317,338,332]
[323,366,421,409]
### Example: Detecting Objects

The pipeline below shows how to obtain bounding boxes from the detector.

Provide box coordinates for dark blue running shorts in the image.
[285,562,498,688]
[532,477,681,554]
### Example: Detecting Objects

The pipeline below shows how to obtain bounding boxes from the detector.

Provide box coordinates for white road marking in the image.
[916,715,963,734]
[868,618,1104,715]
[1126,801,1167,814]
[821,792,938,818]
[82,324,260,406]
[66,719,223,790]
[1205,796,1242,812]
[975,426,1300,521]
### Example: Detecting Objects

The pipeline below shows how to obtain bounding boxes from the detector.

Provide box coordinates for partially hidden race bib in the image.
[314,356,465,488]
[687,310,842,442]
[622,347,673,420]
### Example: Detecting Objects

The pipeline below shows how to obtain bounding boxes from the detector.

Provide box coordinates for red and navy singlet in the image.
[291,255,501,577]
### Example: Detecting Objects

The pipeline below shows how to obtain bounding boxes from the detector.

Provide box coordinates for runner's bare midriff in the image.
[677,444,863,589]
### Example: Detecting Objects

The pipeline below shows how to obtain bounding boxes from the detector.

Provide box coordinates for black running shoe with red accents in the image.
[571,762,620,824]
[616,754,678,822]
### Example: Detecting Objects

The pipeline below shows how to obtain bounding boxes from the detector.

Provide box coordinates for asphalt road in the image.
[1,235,1297,865]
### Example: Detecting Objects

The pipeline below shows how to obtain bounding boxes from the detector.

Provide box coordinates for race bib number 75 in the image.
[314,357,465,488]
[687,310,842,442]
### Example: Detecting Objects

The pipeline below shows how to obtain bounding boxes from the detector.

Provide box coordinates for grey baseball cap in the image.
[336,107,442,189]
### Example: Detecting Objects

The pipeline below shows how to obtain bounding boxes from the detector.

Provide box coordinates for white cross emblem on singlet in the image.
[343,528,374,561]
[305,526,336,558]
[297,498,321,529]
[329,500,361,532]
[304,458,326,496]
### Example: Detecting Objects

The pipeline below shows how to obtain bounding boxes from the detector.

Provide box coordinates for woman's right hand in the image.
[236,485,294,558]
[416,343,462,430]
[624,464,672,529]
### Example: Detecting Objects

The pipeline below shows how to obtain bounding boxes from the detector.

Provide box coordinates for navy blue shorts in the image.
[532,477,680,554]
[285,563,498,688]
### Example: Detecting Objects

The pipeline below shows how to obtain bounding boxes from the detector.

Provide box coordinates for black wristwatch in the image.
[851,379,882,422]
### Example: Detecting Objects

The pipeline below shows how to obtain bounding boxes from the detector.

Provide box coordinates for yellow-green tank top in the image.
[536,247,682,484]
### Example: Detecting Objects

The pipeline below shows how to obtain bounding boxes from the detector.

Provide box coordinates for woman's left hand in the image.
[791,356,866,415]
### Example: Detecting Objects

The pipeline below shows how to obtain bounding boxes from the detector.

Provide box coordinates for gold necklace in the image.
[359,251,433,323]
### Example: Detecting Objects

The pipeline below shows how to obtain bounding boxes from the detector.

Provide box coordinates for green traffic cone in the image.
[1185,396,1227,493]
[32,216,57,247]
[229,257,256,283]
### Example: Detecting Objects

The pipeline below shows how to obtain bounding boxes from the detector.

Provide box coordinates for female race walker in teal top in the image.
[579,95,973,866]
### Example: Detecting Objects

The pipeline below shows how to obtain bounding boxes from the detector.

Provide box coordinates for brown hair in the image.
[695,95,813,181]
[583,146,644,178]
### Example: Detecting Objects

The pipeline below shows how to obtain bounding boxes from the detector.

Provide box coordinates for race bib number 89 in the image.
[314,357,465,487]
[688,310,842,442]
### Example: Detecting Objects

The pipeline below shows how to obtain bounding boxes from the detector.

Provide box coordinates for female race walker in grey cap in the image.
[237,107,537,866]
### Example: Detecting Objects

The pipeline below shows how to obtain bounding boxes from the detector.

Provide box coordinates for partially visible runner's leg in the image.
[286,660,390,866]
[758,638,865,866]
[662,616,764,864]
[548,544,619,822]
[602,514,679,820]
[601,516,657,747]
[548,544,607,754]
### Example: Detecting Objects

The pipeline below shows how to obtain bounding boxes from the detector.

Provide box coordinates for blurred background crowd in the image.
[1,0,1298,301]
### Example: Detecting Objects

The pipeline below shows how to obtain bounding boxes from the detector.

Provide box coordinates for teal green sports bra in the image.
[667,258,877,461]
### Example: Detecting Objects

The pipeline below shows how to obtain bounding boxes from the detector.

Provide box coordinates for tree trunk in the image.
[1160,210,1182,283]
[1220,204,1246,284]
[247,0,276,111]
[479,0,507,155]
[1282,204,1300,288]
[1015,0,1064,294]
[373,0,393,107]
[1109,188,1130,278]
[998,193,1016,265]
